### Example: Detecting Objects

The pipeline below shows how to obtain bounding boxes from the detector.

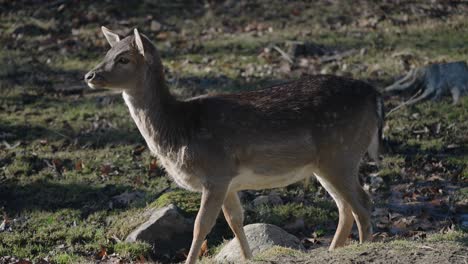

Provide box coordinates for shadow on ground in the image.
[0,181,144,216]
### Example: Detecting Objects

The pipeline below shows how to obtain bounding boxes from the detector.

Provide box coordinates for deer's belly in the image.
[158,156,203,192]
[230,164,315,191]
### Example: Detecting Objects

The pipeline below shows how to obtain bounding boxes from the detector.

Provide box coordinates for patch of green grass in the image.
[407,138,444,152]
[106,208,149,240]
[51,253,87,264]
[207,240,228,256]
[447,157,468,180]
[254,246,304,261]
[0,209,106,261]
[454,187,468,202]
[151,189,201,216]
[254,202,337,228]
[113,241,153,259]
[427,230,468,246]
[379,155,406,178]
[341,231,468,254]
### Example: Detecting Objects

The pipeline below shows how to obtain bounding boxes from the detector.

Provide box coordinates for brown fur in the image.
[85,27,382,264]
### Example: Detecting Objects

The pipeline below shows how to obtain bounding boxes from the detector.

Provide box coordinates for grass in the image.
[254,246,305,261]
[253,203,337,229]
[51,253,87,264]
[113,241,153,259]
[1,0,467,262]
[151,190,202,216]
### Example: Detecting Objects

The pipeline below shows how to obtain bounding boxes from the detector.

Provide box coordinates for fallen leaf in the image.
[149,159,158,172]
[132,145,146,156]
[302,237,321,246]
[100,164,112,176]
[96,245,107,259]
[16,260,33,264]
[134,176,143,187]
[175,248,189,259]
[52,159,62,170]
[199,240,208,257]
[156,32,169,40]
[137,255,146,263]
[75,160,83,171]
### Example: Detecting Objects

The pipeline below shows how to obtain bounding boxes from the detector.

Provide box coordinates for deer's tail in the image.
[368,94,384,165]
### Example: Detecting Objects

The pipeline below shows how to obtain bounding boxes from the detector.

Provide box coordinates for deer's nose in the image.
[84,71,95,82]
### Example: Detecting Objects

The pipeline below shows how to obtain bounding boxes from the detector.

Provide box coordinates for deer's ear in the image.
[101,26,120,47]
[134,28,145,56]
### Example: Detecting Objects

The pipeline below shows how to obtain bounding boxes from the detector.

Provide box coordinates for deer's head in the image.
[85,27,161,92]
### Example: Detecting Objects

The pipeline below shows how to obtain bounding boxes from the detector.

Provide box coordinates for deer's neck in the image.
[122,66,191,155]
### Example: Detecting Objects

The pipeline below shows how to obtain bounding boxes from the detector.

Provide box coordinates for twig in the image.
[320,49,357,63]
[386,88,423,116]
[419,245,435,250]
[272,45,294,64]
[50,130,72,140]
[46,0,70,8]
[155,186,171,198]
[2,140,20,149]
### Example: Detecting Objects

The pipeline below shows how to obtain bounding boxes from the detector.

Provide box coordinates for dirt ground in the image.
[254,242,467,264]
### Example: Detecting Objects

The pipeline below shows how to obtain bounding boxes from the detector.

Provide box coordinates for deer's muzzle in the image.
[84,71,106,89]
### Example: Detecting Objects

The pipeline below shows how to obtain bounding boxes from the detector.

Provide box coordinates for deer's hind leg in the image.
[318,180,355,250]
[222,191,252,260]
[315,161,372,250]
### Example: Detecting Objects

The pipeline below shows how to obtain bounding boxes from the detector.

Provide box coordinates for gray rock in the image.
[150,20,162,32]
[252,195,270,206]
[268,192,283,205]
[111,191,144,208]
[126,204,193,256]
[286,41,329,58]
[283,218,305,231]
[253,192,283,207]
[215,223,304,263]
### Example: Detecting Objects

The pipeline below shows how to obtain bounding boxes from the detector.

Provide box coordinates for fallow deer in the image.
[85,27,383,264]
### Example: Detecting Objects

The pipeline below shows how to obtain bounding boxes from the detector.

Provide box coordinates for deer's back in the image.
[180,75,380,190]
[189,74,379,135]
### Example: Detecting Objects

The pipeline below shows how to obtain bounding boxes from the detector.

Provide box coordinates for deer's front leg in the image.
[185,183,229,264]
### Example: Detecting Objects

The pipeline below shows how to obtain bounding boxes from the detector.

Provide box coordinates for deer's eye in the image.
[117,57,130,64]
